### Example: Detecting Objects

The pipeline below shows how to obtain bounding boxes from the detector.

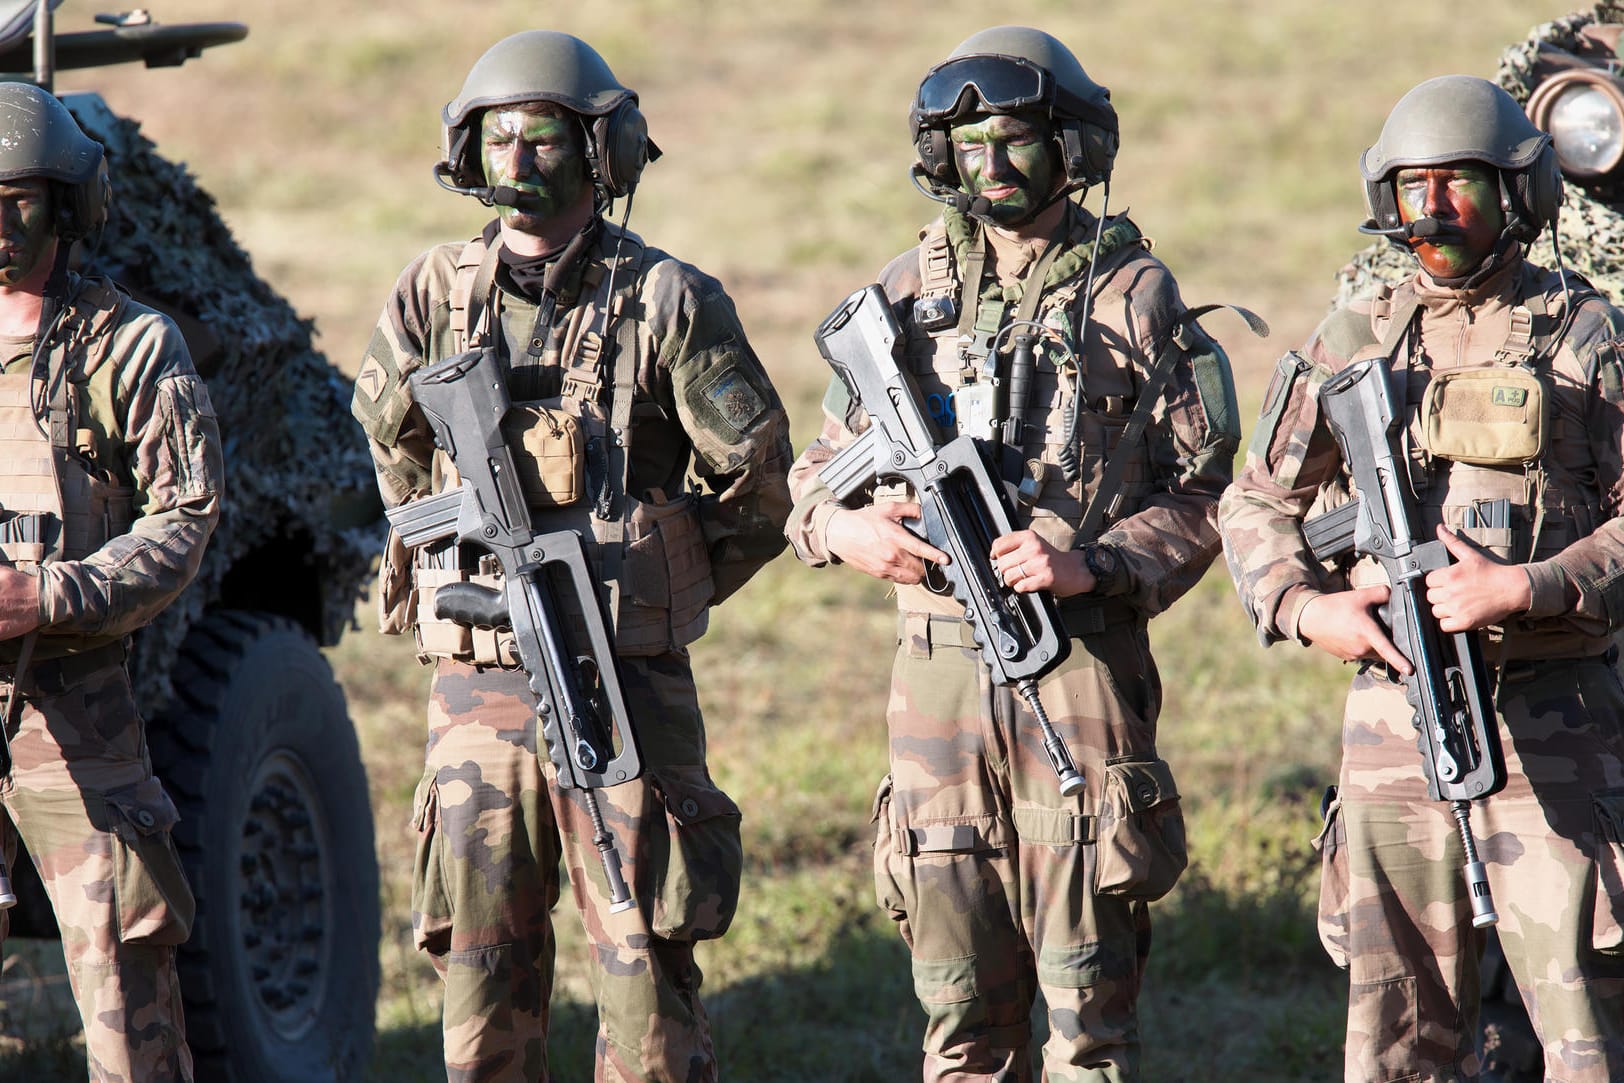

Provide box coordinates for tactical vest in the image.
[1343,270,1608,656]
[889,214,1155,618]
[408,224,714,663]
[0,279,134,573]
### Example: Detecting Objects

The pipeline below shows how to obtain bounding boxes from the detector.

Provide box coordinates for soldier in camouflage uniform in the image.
[350,31,791,1083]
[1220,75,1624,1081]
[785,27,1239,1082]
[0,84,222,1081]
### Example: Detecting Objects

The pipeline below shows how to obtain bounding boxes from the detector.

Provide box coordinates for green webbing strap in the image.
[1076,303,1268,544]
[590,232,647,617]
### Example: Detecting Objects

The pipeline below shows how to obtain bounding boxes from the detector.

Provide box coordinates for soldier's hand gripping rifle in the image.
[815,284,1082,796]
[1304,356,1506,928]
[384,348,641,914]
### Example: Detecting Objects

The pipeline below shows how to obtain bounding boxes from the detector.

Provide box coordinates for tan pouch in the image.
[411,565,511,665]
[503,397,585,508]
[1420,367,1547,466]
[378,527,416,636]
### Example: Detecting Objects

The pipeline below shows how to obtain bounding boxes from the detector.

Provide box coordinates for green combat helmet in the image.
[1359,74,1562,244]
[435,29,659,206]
[0,81,106,238]
[910,25,1120,208]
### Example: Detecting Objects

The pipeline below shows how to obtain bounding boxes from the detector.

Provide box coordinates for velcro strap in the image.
[903,823,985,855]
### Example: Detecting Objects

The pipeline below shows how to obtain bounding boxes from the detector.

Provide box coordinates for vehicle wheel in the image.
[148,610,378,1083]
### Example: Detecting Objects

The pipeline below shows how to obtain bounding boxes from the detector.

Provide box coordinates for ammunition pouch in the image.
[503,397,586,509]
[410,550,514,666]
[1419,367,1547,466]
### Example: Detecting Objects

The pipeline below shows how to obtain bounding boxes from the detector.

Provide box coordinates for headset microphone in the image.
[1358,215,1465,242]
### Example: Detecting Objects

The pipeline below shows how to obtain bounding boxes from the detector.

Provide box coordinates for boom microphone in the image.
[1358,215,1466,242]
[431,165,538,210]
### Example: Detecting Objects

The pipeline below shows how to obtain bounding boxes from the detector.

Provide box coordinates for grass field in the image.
[0,0,1565,1079]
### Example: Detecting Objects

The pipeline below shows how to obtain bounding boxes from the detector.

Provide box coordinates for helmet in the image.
[438,30,656,202]
[1360,75,1561,243]
[911,26,1119,192]
[0,83,107,240]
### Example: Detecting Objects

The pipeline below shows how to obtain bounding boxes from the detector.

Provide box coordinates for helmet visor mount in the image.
[915,54,1050,124]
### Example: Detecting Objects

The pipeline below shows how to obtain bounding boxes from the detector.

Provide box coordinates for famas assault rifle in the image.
[815,284,1082,796]
[385,348,642,914]
[1304,355,1506,927]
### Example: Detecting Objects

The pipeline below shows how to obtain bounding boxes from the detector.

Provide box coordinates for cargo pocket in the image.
[102,776,194,946]
[411,771,453,956]
[1314,786,1351,969]
[1094,757,1187,900]
[871,774,910,939]
[649,765,742,941]
[1591,788,1624,955]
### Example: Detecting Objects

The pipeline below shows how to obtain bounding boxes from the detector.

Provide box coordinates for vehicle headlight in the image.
[1528,68,1624,180]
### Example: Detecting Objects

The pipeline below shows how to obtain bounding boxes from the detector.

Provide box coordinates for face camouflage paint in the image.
[0,178,55,287]
[479,105,592,232]
[949,111,1062,227]
[1395,163,1506,279]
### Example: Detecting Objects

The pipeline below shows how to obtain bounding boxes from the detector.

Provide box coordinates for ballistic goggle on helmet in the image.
[910,26,1119,191]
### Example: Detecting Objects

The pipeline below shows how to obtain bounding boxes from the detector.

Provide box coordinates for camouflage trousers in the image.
[412,653,742,1083]
[873,613,1188,1083]
[1316,658,1624,1082]
[0,659,194,1083]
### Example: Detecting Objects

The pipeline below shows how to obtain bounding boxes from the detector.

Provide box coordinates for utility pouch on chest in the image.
[502,397,585,508]
[1419,367,1547,466]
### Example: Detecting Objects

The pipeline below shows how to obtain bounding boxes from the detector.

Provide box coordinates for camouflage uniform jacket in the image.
[1221,247,1624,660]
[353,219,792,646]
[787,204,1239,619]
[11,272,222,652]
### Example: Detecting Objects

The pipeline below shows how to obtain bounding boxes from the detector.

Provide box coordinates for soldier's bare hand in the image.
[988,530,1095,598]
[0,566,42,641]
[1297,586,1412,674]
[1426,525,1531,632]
[826,503,949,585]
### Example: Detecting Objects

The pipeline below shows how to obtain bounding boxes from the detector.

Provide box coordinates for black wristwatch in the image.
[1081,542,1123,594]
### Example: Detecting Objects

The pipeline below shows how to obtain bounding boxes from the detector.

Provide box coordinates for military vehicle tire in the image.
[148,610,378,1083]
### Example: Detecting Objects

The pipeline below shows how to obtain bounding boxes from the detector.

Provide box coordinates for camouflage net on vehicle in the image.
[1335,3,1624,309]
[67,96,381,710]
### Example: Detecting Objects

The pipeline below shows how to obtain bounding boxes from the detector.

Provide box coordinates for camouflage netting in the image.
[64,95,381,711]
[1335,4,1624,309]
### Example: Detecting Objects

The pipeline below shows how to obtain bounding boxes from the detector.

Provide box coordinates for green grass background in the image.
[3,0,1562,1079]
